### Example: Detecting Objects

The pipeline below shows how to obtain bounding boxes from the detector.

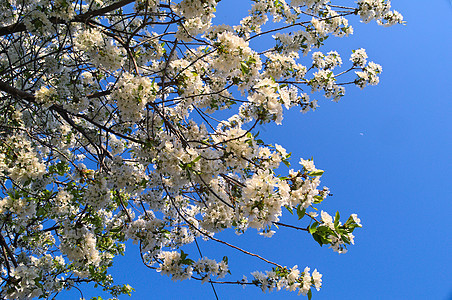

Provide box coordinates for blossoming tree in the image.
[0,0,403,298]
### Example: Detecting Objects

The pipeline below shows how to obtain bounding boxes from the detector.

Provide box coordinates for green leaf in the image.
[309,222,319,234]
[308,289,312,300]
[308,170,324,176]
[297,205,306,220]
[110,226,123,233]
[285,205,293,215]
[313,195,324,204]
[312,233,323,246]
[342,235,350,244]
[240,61,250,75]
[36,207,46,217]
[334,211,340,227]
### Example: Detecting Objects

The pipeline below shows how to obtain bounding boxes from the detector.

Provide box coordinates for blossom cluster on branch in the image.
[0,0,402,298]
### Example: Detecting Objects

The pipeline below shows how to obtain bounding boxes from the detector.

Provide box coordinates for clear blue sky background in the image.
[73,1,452,299]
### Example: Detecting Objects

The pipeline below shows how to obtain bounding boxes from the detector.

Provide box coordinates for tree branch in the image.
[0,0,136,37]
[0,233,17,268]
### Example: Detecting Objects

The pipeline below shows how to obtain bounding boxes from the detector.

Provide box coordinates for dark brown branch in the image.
[161,178,282,269]
[0,233,17,268]
[0,0,136,37]
[51,105,113,160]
[0,80,35,101]
[0,80,113,160]
[1,244,11,273]
[0,80,144,146]
[273,222,308,232]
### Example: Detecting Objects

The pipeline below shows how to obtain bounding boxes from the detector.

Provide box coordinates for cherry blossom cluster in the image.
[156,251,229,283]
[250,265,322,296]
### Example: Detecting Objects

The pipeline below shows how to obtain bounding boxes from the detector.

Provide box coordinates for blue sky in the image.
[74,1,451,299]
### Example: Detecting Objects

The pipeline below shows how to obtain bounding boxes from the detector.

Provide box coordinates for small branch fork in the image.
[161,176,283,269]
[0,233,18,270]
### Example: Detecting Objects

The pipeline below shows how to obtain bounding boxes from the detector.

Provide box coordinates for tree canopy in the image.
[0,0,403,298]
